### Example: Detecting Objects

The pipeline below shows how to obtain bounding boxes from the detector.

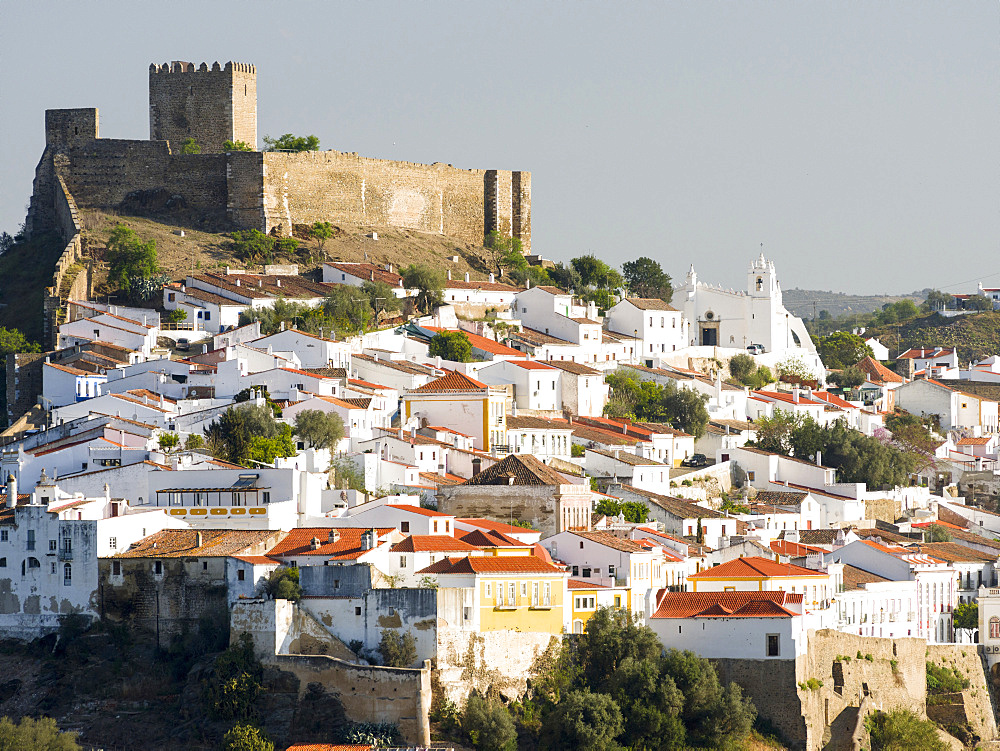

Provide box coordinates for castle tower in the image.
[149,61,257,154]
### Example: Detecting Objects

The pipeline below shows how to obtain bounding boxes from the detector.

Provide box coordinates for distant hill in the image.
[865,310,1000,364]
[782,288,928,319]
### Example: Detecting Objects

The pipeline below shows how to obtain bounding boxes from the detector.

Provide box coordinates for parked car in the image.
[176,338,190,352]
[681,453,709,467]
[746,343,765,354]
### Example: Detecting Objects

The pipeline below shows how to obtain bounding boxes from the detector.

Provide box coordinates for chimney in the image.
[195,531,202,548]
[258,279,262,287]
[464,272,470,283]
[104,483,111,503]
[6,474,16,509]
[472,457,482,476]
[310,536,321,550]
[793,389,800,404]
[328,529,340,543]
[276,279,281,288]
[370,270,375,282]
[815,450,822,467]
[387,263,393,274]
[361,529,375,550]
[235,278,241,286]
[447,269,452,281]
[489,273,495,284]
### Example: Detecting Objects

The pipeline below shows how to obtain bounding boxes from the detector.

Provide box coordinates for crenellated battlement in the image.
[149,61,256,75]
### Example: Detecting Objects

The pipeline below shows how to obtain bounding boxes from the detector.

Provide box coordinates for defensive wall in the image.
[233,598,432,746]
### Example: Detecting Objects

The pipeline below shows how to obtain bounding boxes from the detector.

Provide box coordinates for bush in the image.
[180,137,201,154]
[378,629,417,668]
[220,723,273,751]
[294,409,345,449]
[539,688,623,751]
[462,694,517,751]
[106,223,159,298]
[926,662,969,694]
[223,140,254,152]
[0,715,79,750]
[203,633,264,722]
[429,330,473,363]
[264,566,301,601]
[866,708,947,751]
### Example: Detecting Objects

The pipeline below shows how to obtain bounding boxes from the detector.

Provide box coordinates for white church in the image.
[672,254,822,371]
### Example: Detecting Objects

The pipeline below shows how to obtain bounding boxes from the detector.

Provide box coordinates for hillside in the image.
[782,287,927,319]
[78,209,505,300]
[863,310,1000,363]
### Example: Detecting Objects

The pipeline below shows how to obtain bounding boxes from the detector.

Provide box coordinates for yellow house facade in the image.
[402,371,507,452]
[568,579,629,634]
[418,555,568,634]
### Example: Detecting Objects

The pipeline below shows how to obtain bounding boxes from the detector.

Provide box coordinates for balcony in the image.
[58,549,73,561]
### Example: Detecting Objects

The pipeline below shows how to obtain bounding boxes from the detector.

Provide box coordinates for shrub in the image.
[462,694,517,751]
[220,723,273,751]
[264,567,301,601]
[926,662,969,694]
[203,633,264,722]
[378,629,417,668]
[0,716,80,749]
[866,708,947,751]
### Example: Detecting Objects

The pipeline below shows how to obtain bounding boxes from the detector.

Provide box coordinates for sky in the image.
[1,2,998,296]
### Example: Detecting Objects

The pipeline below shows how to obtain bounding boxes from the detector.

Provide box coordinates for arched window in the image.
[990,616,1000,639]
[756,277,763,291]
[63,563,72,586]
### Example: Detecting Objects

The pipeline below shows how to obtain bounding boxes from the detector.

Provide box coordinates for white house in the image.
[322,262,408,298]
[251,329,352,369]
[543,360,608,417]
[895,379,998,434]
[477,359,562,413]
[506,415,573,462]
[604,298,688,365]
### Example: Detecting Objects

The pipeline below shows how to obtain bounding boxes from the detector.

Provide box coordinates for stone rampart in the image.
[927,643,998,744]
[43,172,84,346]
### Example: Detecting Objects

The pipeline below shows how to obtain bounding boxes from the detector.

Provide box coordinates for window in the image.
[64,564,72,586]
[747,471,755,482]
[237,569,245,581]
[26,531,34,551]
[109,537,117,550]
[766,634,780,657]
[62,538,72,555]
[433,521,438,533]
[0,530,6,542]
[614,595,621,608]
[485,582,491,598]
[202,561,208,571]
[509,582,516,605]
[262,492,270,504]
[521,582,527,597]
[533,582,539,606]
[356,607,362,616]
[50,562,56,575]
[544,582,551,606]
[112,560,121,576]
[154,561,163,575]
[401,521,410,533]
[400,556,407,568]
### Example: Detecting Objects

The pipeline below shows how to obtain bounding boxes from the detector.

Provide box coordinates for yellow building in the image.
[402,371,507,452]
[568,578,629,634]
[418,555,567,634]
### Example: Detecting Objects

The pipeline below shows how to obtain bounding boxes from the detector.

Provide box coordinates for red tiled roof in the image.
[688,556,827,580]
[411,370,490,393]
[325,262,402,286]
[390,535,480,553]
[421,327,524,357]
[417,555,563,575]
[855,356,904,384]
[957,437,994,446]
[459,528,529,548]
[114,530,278,558]
[770,540,826,557]
[385,504,452,517]
[652,591,802,619]
[568,578,610,589]
[267,528,394,560]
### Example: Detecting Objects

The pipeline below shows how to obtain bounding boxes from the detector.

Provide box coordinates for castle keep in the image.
[27,60,530,250]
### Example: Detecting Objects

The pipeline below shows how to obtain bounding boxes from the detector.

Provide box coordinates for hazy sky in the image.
[2,2,997,296]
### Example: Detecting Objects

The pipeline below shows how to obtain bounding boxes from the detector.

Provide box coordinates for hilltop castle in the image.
[27,60,531,248]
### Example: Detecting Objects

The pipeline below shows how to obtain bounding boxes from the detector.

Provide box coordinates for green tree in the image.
[0,327,40,356]
[924,524,952,542]
[728,353,774,389]
[622,257,672,302]
[324,285,374,333]
[866,709,947,751]
[264,566,301,601]
[815,331,873,370]
[540,689,622,751]
[775,355,816,383]
[220,724,274,751]
[311,221,334,253]
[0,716,80,750]
[330,455,367,492]
[293,409,345,449]
[106,224,159,297]
[593,499,648,523]
[158,432,180,452]
[362,280,402,316]
[429,330,473,362]
[402,264,445,314]
[274,236,299,258]
[484,230,526,275]
[185,433,205,451]
[222,140,254,152]
[179,137,201,154]
[378,629,417,667]
[548,262,583,293]
[230,229,276,265]
[508,264,552,289]
[166,308,188,324]
[660,381,710,438]
[923,289,953,313]
[263,133,320,152]
[828,366,865,389]
[205,404,292,466]
[605,372,709,438]
[572,255,623,291]
[953,601,978,632]
[461,695,517,751]
[966,294,994,312]
[204,633,264,721]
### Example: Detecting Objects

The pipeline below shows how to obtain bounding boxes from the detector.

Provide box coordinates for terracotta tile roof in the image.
[571,424,641,446]
[286,744,373,751]
[459,528,528,548]
[507,360,557,370]
[855,356,904,384]
[943,526,1000,551]
[267,528,394,560]
[421,327,525,357]
[568,578,611,589]
[957,437,994,446]
[511,327,575,346]
[411,370,490,393]
[572,530,646,553]
[617,485,728,519]
[770,540,825,557]
[113,530,278,559]
[325,262,402,286]
[462,454,569,486]
[909,542,999,563]
[811,391,857,410]
[506,415,572,431]
[899,347,955,359]
[532,285,569,295]
[458,518,536,535]
[417,555,564,575]
[841,564,891,590]
[753,491,809,507]
[231,555,282,565]
[390,535,480,553]
[543,360,601,375]
[418,472,464,487]
[444,279,519,292]
[652,591,802,619]
[622,298,678,311]
[588,448,665,466]
[688,556,827,580]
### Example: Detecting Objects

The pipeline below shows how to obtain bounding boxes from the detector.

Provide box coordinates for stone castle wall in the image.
[149,61,257,154]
